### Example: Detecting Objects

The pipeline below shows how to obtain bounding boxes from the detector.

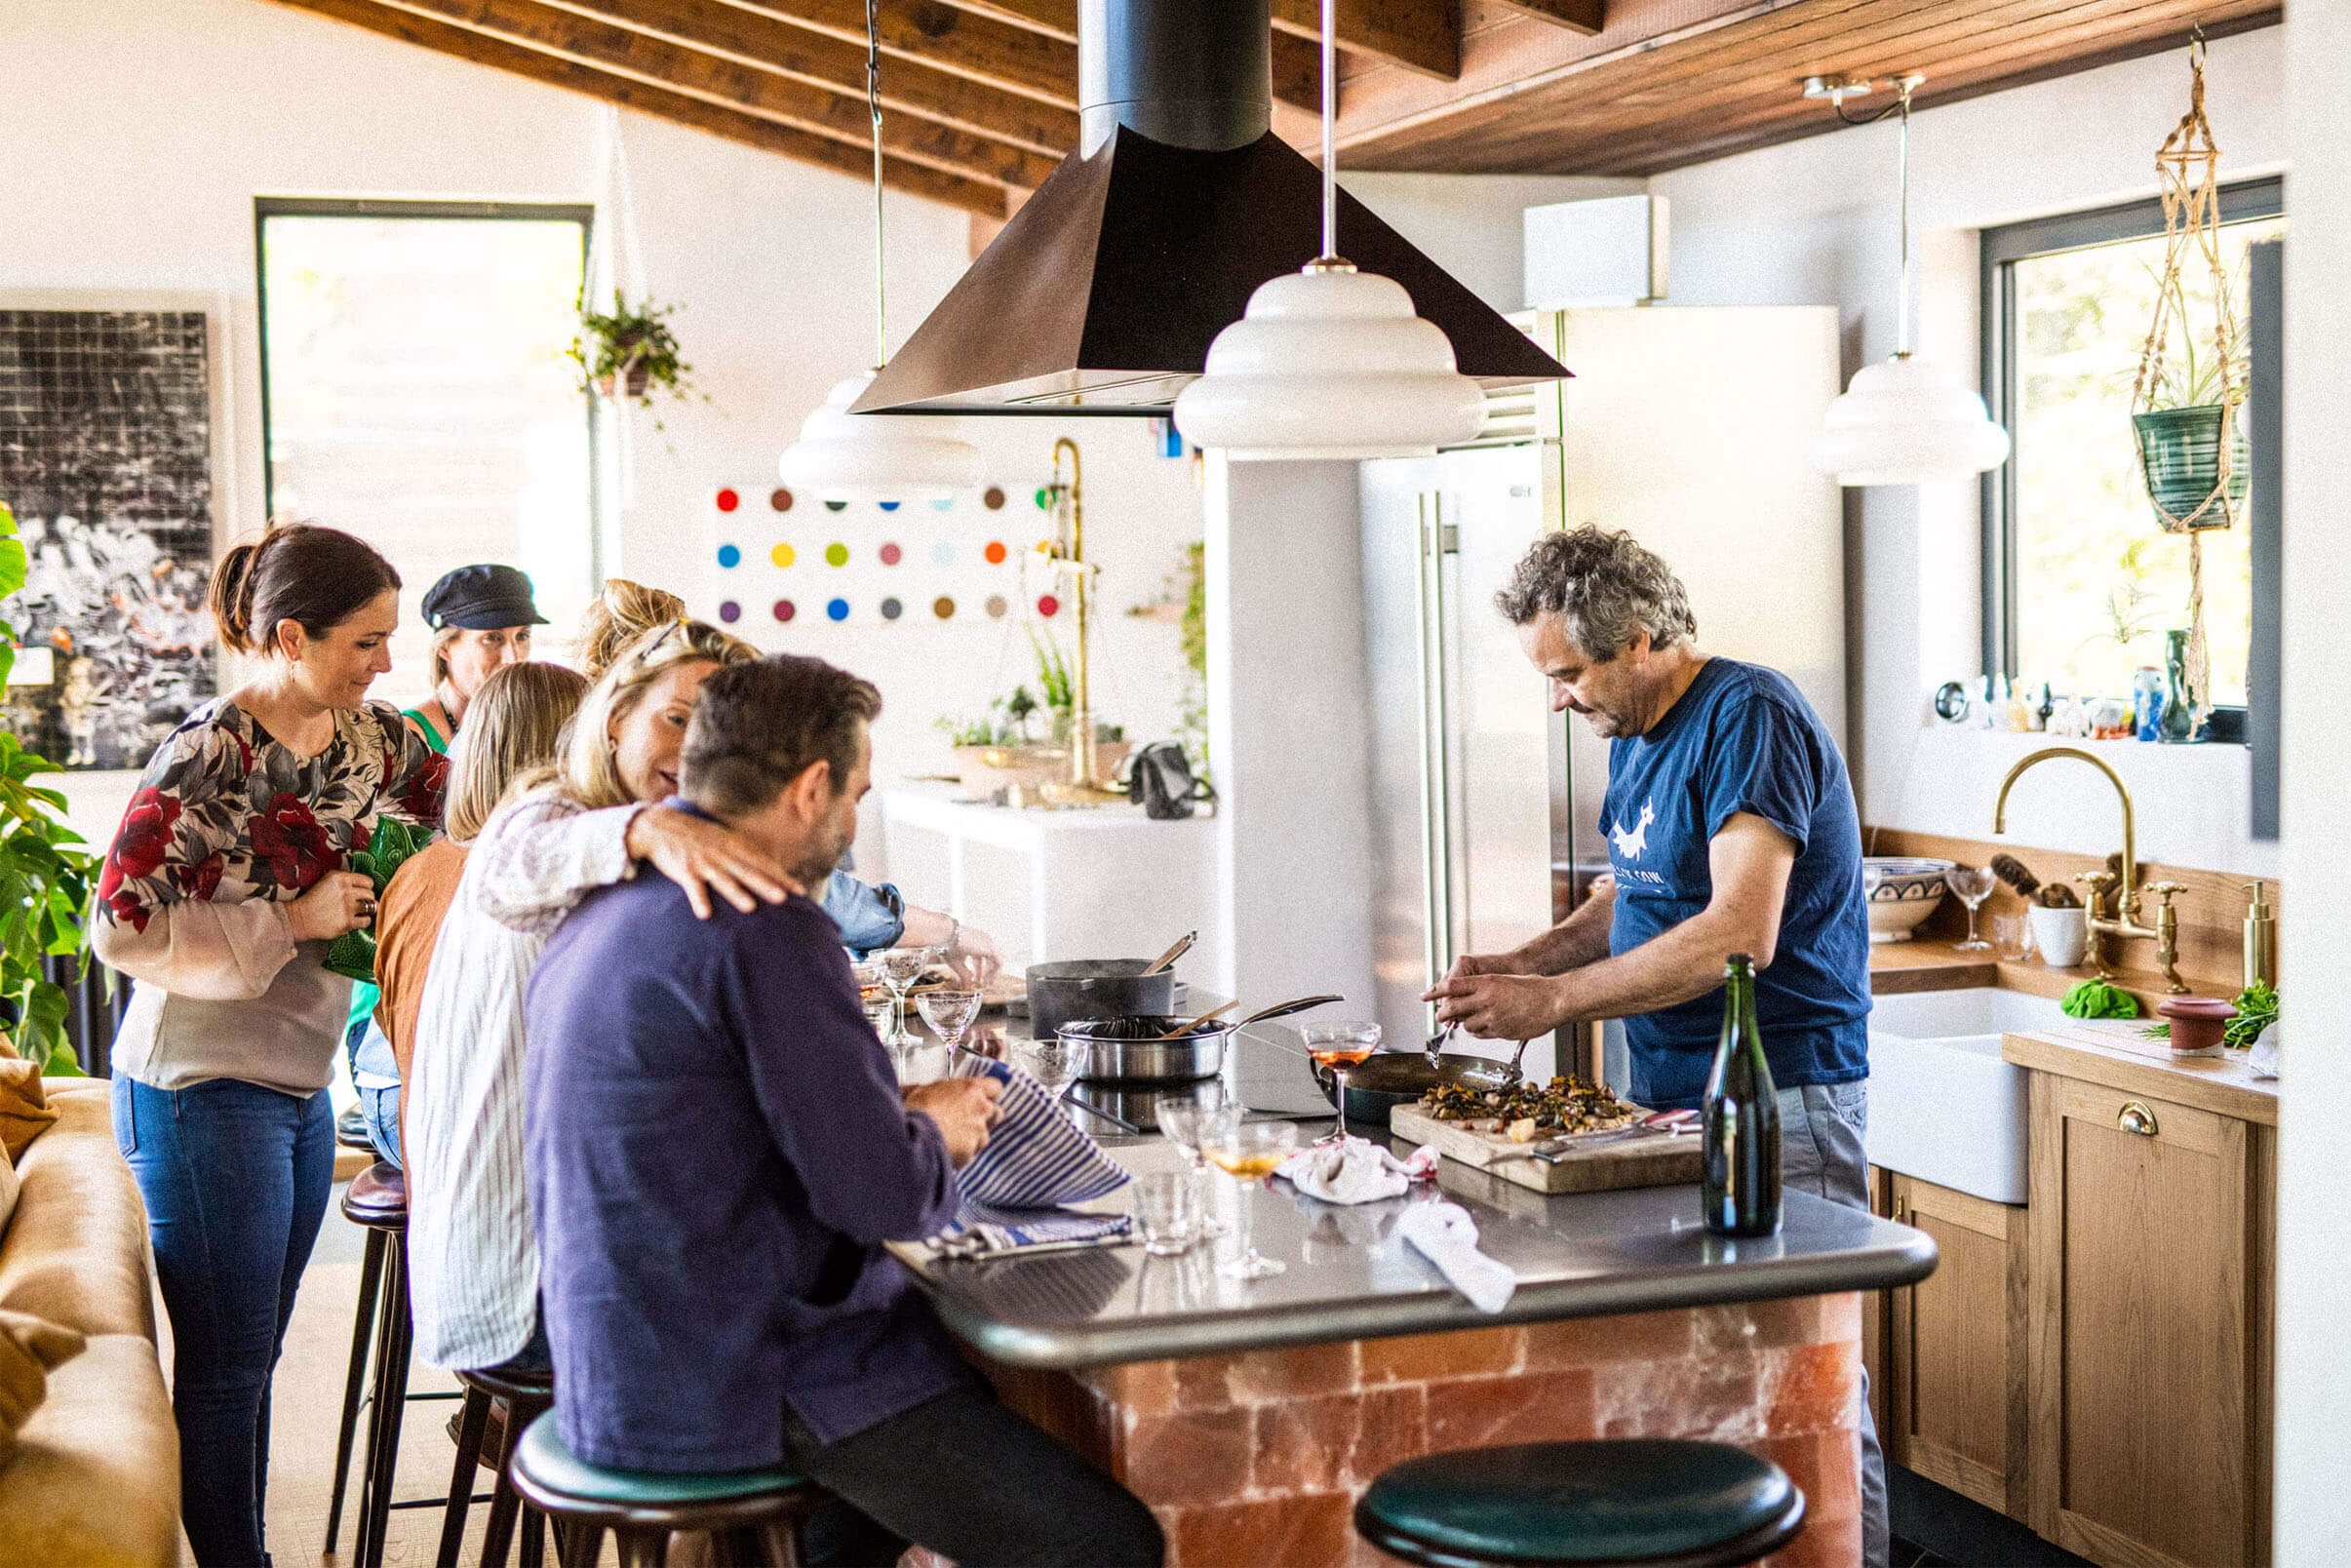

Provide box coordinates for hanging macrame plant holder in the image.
[2128,31,2247,741]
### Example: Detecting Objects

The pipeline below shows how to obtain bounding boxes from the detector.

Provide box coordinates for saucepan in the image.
[1025,960,1180,1039]
[1060,994,1343,1084]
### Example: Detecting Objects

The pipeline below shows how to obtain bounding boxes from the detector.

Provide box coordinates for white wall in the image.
[1654,28,2286,878]
[2272,1,2351,1551]
[1345,173,1643,313]
[4,0,1201,874]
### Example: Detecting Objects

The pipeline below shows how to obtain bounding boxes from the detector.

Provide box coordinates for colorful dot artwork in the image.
[880,598,903,621]
[825,542,850,568]
[983,487,1005,510]
[716,488,740,513]
[770,542,796,568]
[717,543,741,568]
[1038,595,1061,618]
[824,500,848,513]
[933,597,956,620]
[985,595,1008,619]
[774,600,796,622]
[770,488,795,513]
[929,498,955,512]
[879,501,901,513]
[932,541,956,567]
[1034,488,1053,511]
[879,542,902,567]
[718,600,741,623]
[983,541,1007,565]
[826,598,850,622]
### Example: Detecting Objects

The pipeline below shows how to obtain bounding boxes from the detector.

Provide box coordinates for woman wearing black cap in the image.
[406,563,548,755]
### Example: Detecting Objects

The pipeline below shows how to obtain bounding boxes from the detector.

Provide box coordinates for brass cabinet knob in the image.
[2118,1100,2160,1137]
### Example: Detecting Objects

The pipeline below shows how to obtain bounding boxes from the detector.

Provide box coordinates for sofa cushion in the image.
[0,1332,178,1568]
[0,1092,155,1342]
[0,1039,59,1161]
[0,1307,86,1469]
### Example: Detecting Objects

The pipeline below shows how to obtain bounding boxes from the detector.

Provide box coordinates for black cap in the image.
[420,565,547,631]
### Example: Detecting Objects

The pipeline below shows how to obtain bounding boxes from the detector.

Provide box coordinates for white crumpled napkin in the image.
[1273,1136,1436,1205]
[2248,1021,2281,1079]
[1397,1200,1516,1313]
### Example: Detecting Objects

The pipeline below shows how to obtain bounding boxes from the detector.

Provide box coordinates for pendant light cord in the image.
[1319,0,1340,263]
[867,0,887,369]
[1896,77,1913,357]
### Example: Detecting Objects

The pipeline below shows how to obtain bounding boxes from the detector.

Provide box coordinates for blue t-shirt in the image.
[1600,657,1870,1109]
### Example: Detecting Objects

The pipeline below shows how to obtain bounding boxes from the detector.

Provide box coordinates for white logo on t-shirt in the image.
[1612,799,1657,862]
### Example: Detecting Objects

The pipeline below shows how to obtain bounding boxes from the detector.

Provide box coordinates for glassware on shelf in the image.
[1991,914,2034,962]
[1300,1020,1381,1144]
[1945,866,1998,952]
[1199,1116,1299,1280]
[877,945,941,1049]
[916,990,982,1055]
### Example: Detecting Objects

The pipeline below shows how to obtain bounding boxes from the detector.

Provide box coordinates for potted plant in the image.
[570,292,693,407]
[0,502,101,1074]
[2130,263,2252,531]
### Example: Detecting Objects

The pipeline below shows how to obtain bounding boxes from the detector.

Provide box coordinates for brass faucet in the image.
[1991,746,2188,993]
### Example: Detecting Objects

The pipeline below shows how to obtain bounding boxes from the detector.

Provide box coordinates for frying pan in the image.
[1060,994,1343,1084]
[1307,1050,1521,1129]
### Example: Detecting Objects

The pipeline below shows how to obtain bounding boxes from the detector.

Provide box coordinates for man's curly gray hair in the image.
[1494,526,1697,659]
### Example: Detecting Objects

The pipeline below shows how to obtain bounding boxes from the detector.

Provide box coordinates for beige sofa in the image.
[0,1078,179,1568]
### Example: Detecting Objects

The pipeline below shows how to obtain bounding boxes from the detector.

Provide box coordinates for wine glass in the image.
[1154,1082,1230,1238]
[1300,1020,1381,1144]
[1014,1038,1085,1124]
[917,989,982,1055]
[1199,1116,1299,1279]
[877,946,940,1048]
[1945,866,1998,952]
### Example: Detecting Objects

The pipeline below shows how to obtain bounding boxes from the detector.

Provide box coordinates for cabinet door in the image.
[1861,1165,1892,1440]
[1887,1174,2030,1519]
[2029,1075,2260,1568]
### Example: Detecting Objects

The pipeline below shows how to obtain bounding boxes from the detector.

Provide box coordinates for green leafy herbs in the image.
[2062,979,2141,1021]
[0,502,103,1074]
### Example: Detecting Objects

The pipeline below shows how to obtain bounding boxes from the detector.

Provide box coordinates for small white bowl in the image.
[1863,857,1955,944]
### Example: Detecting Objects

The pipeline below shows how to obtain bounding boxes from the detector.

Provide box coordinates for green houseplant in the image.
[570,292,693,407]
[2130,265,2252,532]
[0,502,102,1073]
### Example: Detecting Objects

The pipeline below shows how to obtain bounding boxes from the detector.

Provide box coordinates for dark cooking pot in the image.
[1308,1050,1519,1129]
[1026,960,1177,1039]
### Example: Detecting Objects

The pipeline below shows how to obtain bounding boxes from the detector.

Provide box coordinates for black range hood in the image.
[853,0,1569,417]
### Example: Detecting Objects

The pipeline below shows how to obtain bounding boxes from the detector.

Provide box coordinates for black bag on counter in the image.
[1125,742,1214,820]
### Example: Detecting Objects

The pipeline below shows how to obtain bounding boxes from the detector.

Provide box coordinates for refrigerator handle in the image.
[1412,495,1442,1014]
[1418,493,1457,995]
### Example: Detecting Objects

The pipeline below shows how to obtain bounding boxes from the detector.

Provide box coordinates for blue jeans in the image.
[358,1083,403,1170]
[112,1075,334,1568]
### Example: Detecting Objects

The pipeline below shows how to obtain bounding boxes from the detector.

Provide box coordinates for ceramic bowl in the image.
[1863,856,1956,944]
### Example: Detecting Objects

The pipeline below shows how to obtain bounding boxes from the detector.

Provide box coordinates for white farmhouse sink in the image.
[1864,987,2058,1205]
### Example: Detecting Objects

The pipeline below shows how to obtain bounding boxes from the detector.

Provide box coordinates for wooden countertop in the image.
[1870,937,2239,1014]
[2000,1019,2278,1126]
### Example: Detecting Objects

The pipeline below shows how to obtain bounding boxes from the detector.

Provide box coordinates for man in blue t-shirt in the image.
[1425,525,1884,1567]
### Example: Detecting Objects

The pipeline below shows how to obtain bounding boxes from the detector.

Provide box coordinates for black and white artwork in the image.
[0,309,217,770]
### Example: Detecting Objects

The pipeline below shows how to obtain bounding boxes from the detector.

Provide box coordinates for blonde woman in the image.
[372,661,590,1165]
[570,579,1002,973]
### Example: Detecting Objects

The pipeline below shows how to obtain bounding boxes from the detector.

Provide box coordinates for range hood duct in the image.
[853,0,1568,417]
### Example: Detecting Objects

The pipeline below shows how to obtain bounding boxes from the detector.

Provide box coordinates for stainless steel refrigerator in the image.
[1359,306,1848,1083]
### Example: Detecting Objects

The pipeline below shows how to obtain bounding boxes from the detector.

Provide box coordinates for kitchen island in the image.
[891,1031,1935,1568]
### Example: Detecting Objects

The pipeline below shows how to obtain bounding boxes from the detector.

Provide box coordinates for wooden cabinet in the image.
[2026,1072,2275,1568]
[1885,1173,2031,1520]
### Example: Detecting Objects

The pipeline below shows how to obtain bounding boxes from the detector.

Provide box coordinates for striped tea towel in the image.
[930,1204,1132,1260]
[947,1055,1130,1209]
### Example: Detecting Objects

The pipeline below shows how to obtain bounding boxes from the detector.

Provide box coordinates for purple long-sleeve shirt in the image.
[525,869,972,1470]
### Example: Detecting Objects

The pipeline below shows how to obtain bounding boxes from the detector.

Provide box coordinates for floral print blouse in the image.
[92,697,448,1095]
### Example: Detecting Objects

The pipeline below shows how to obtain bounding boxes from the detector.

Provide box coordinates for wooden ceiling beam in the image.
[541,0,1077,155]
[1271,0,1459,80]
[271,0,1007,213]
[370,0,1059,186]
[716,0,1075,105]
[1496,0,1605,33]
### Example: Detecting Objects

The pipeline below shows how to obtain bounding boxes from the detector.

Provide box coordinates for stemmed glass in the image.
[1014,1038,1084,1124]
[917,990,982,1056]
[1301,1021,1381,1145]
[1199,1115,1299,1279]
[877,945,941,1049]
[1154,1083,1230,1238]
[1946,866,1998,952]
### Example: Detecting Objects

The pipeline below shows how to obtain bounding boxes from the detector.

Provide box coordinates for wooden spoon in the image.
[1142,930,1198,976]
[1155,1000,1238,1039]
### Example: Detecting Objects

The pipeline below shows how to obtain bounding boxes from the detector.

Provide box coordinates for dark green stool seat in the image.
[1355,1439,1806,1568]
[507,1410,822,1568]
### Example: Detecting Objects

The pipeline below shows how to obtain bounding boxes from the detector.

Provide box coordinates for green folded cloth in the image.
[325,818,426,983]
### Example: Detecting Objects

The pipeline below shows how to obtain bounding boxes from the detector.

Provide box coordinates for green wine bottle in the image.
[1701,954,1782,1237]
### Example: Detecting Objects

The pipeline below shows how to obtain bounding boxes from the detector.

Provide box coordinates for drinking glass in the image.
[1130,1172,1199,1256]
[1014,1039,1084,1124]
[852,960,889,1038]
[917,990,983,1055]
[1945,867,1998,951]
[1300,1020,1382,1144]
[877,946,940,1048]
[1153,1084,1230,1238]
[1199,1116,1299,1279]
[1991,913,2034,962]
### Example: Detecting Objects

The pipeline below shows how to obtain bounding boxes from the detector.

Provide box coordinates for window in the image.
[1981,179,2283,721]
[256,199,595,699]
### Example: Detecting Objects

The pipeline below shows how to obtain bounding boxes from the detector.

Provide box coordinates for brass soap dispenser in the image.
[2243,882,2277,990]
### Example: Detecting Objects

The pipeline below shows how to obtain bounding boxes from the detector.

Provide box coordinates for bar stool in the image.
[508,1409,824,1568]
[438,1363,557,1568]
[1354,1439,1806,1568]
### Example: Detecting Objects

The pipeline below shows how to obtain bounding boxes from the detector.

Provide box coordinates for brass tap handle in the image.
[2072,871,2120,978]
[2142,880,2187,904]
[2073,870,2118,915]
[2141,881,2190,994]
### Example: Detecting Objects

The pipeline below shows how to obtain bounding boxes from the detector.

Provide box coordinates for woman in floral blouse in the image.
[93,522,446,1568]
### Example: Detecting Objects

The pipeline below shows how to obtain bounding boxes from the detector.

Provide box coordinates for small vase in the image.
[2159,628,2207,744]
[2028,905,2088,968]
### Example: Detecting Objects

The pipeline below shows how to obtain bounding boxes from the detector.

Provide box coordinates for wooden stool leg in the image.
[436,1384,492,1568]
[479,1396,529,1568]
[563,1519,606,1567]
[613,1528,670,1568]
[325,1225,387,1551]
[352,1233,405,1567]
[359,1241,414,1568]
[756,1517,804,1568]
[521,1505,547,1568]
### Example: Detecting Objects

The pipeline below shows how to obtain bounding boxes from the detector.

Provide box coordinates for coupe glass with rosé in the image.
[1199,1116,1298,1279]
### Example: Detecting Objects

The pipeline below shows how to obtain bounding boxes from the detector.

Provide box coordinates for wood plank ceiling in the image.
[267,0,2280,219]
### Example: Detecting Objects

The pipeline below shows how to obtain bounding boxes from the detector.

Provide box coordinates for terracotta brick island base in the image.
[978,1293,1862,1568]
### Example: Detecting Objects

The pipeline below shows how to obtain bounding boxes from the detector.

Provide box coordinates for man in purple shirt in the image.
[527,655,1163,1566]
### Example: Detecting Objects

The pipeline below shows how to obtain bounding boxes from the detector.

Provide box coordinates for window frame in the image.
[252,195,600,577]
[1978,176,2284,726]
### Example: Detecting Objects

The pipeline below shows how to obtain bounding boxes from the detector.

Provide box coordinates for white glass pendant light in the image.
[1814,75,2010,487]
[1172,0,1484,459]
[780,0,978,502]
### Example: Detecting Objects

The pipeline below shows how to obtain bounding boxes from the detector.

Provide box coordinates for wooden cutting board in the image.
[1390,1105,1704,1194]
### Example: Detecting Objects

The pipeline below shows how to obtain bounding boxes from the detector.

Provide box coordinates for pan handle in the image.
[1233,994,1346,1030]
